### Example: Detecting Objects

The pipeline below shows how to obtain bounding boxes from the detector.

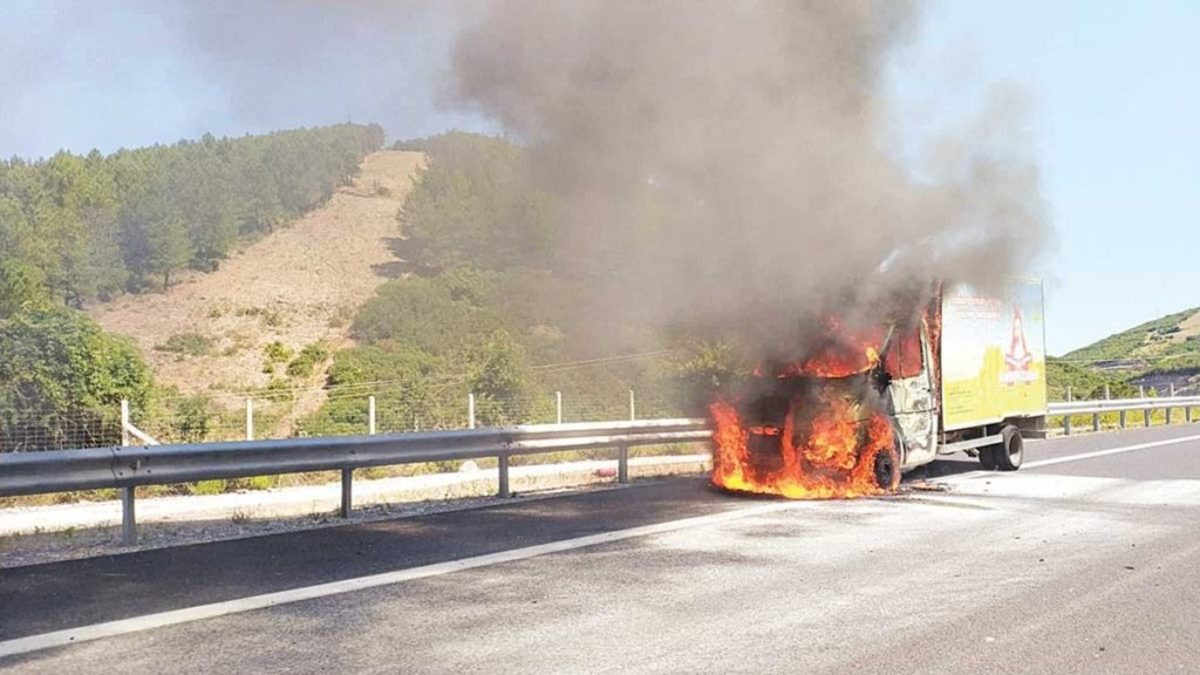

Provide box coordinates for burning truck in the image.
[711,280,1048,499]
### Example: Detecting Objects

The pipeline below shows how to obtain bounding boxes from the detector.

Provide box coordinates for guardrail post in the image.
[368,395,376,435]
[468,393,476,430]
[120,399,137,545]
[498,453,510,498]
[246,398,254,441]
[629,390,636,421]
[1144,407,1152,428]
[121,487,137,546]
[618,445,629,484]
[340,469,353,518]
[1119,410,1127,429]
[556,391,563,424]
[1167,406,1174,425]
[1092,413,1100,433]
[1188,406,1194,424]
[1064,415,1072,436]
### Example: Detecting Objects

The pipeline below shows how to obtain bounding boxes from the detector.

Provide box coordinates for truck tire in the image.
[993,425,1023,471]
[873,446,901,491]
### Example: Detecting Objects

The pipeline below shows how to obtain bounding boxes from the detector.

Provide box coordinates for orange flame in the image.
[710,322,899,499]
[710,394,896,500]
[773,320,885,379]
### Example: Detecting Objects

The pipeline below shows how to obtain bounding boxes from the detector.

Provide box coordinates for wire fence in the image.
[0,408,123,453]
[0,381,694,452]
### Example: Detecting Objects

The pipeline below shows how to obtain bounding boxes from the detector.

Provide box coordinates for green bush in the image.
[263,340,293,363]
[0,306,154,451]
[173,394,215,443]
[351,276,502,351]
[286,342,331,378]
[262,377,294,402]
[156,332,214,356]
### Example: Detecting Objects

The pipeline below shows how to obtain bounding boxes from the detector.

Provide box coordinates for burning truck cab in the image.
[710,280,1048,499]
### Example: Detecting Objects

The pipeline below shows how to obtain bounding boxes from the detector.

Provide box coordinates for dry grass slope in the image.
[89,151,425,406]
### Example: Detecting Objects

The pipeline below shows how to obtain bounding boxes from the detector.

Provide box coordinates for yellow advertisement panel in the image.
[941,280,1048,431]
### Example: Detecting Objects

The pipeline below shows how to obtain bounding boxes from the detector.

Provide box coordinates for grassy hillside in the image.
[1056,307,1200,396]
[1045,357,1136,400]
[1062,308,1200,365]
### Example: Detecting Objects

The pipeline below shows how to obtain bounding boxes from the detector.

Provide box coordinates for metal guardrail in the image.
[4,395,1199,546]
[1047,396,1200,434]
[0,418,709,545]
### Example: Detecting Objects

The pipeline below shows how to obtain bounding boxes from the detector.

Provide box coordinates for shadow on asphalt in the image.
[911,459,984,480]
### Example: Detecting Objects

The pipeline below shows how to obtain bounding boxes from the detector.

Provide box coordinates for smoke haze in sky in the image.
[448,0,1049,353]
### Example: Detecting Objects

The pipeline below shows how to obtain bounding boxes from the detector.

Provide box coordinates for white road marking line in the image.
[934,433,1200,486]
[1021,433,1200,470]
[0,501,800,659]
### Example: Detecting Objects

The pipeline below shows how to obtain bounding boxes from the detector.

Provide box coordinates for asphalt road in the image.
[4,424,1200,673]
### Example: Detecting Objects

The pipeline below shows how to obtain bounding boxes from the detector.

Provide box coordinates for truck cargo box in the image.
[940,279,1048,432]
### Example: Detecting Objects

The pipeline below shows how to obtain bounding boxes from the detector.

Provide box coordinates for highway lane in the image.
[4,424,1200,673]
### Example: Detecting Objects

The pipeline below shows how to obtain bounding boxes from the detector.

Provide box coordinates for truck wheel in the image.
[994,425,1023,471]
[978,446,997,470]
[873,447,900,491]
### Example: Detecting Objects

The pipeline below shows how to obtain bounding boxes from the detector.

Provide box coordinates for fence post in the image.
[1171,383,1177,397]
[618,445,629,484]
[1140,385,1146,398]
[468,393,476,430]
[629,390,636,422]
[368,395,376,435]
[120,399,130,447]
[1066,386,1073,402]
[340,468,353,518]
[556,391,563,425]
[1105,385,1111,400]
[119,399,136,546]
[245,398,254,441]
[497,453,510,497]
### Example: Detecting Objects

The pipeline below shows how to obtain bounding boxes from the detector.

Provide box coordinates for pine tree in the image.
[147,214,192,288]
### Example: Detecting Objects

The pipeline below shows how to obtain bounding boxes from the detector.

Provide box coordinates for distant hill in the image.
[1057,307,1200,397]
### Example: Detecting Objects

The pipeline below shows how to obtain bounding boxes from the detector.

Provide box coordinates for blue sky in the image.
[1,1,1195,355]
[893,1,1200,355]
